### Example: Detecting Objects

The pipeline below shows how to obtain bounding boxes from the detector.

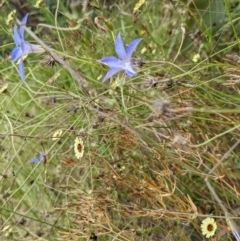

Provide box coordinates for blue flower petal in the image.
[98,33,142,83]
[124,63,136,76]
[31,152,44,163]
[125,69,136,77]
[38,152,44,161]
[11,13,45,81]
[126,38,142,57]
[13,26,22,46]
[31,157,40,163]
[115,33,127,60]
[102,68,122,82]
[21,42,45,55]
[19,13,29,39]
[21,42,33,55]
[11,46,22,62]
[18,58,25,81]
[98,57,124,68]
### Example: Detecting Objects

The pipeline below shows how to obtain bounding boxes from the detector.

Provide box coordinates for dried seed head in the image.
[43,55,64,68]
[131,57,144,68]
[144,76,158,89]
[153,99,170,115]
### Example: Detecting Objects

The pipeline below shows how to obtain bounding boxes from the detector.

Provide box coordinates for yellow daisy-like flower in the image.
[52,129,63,141]
[201,217,217,238]
[74,137,84,159]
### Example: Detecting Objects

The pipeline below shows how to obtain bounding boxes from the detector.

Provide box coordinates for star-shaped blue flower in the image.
[11,13,45,81]
[98,33,142,82]
[31,152,44,163]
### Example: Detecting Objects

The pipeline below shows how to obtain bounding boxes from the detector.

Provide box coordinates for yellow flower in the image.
[52,129,63,141]
[201,217,217,238]
[0,84,8,94]
[35,0,44,8]
[2,225,12,237]
[192,53,200,63]
[133,0,146,13]
[6,10,16,25]
[74,137,84,159]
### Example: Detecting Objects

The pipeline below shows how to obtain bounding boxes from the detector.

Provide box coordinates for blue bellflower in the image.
[98,33,142,82]
[31,152,44,163]
[11,14,45,81]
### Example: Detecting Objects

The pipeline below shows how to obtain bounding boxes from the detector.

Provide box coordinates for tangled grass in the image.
[0,0,240,240]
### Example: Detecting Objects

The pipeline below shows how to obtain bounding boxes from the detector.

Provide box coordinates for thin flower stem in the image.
[172,24,185,62]
[120,85,127,111]
[37,22,81,31]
